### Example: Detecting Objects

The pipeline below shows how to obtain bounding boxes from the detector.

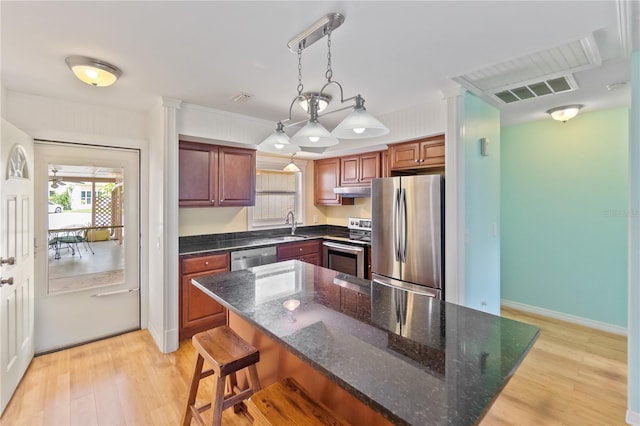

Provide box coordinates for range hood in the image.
[333,186,371,198]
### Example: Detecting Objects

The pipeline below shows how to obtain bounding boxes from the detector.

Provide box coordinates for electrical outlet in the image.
[313,215,318,223]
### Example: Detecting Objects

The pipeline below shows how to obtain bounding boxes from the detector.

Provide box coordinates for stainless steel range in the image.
[322,217,371,278]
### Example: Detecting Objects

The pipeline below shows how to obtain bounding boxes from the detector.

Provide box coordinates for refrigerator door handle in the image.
[392,187,401,261]
[401,188,408,263]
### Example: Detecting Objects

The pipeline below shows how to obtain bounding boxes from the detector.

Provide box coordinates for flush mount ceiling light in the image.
[65,55,122,87]
[546,104,583,122]
[258,12,389,154]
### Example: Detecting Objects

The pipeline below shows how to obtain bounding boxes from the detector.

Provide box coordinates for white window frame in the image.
[248,154,307,230]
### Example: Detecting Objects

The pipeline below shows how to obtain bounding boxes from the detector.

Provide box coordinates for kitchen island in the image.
[192,261,539,426]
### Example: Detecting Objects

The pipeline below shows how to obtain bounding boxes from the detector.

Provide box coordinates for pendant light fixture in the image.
[65,55,122,87]
[283,154,300,172]
[257,12,389,154]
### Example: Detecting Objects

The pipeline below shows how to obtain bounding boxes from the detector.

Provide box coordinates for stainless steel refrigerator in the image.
[372,174,443,292]
[371,174,443,337]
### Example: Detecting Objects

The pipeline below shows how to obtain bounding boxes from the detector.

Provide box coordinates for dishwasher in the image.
[231,246,277,271]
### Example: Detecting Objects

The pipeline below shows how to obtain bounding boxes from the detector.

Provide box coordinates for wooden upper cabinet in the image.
[340,152,381,186]
[389,135,445,171]
[218,146,256,206]
[179,141,217,207]
[179,141,256,207]
[314,157,354,206]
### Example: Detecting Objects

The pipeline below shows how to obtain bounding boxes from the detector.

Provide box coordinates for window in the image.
[249,156,305,230]
[80,190,93,205]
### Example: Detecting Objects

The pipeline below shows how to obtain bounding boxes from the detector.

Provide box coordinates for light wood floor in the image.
[0,307,627,425]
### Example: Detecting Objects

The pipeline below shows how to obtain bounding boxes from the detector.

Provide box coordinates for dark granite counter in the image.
[192,261,539,426]
[179,225,365,256]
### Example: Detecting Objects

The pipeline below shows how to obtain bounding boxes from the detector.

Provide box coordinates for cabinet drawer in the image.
[277,240,320,259]
[182,253,229,274]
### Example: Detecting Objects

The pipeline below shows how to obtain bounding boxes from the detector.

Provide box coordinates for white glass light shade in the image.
[257,128,300,154]
[546,105,583,122]
[290,121,339,147]
[65,56,122,87]
[332,107,390,139]
[283,160,300,172]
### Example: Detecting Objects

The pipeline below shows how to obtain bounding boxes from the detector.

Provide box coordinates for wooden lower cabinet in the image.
[276,240,322,265]
[179,252,229,340]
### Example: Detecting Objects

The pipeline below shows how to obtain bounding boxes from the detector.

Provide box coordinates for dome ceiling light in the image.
[258,12,389,154]
[546,104,583,122]
[65,55,122,87]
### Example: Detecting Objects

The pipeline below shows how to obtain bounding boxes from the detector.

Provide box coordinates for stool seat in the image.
[192,326,260,376]
[248,377,350,425]
[183,326,261,426]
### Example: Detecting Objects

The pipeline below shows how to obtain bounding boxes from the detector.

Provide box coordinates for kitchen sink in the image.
[274,235,309,242]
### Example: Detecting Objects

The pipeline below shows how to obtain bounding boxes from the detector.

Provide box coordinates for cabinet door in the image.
[358,152,381,184]
[179,252,229,340]
[340,155,361,186]
[179,141,217,207]
[218,146,256,206]
[314,158,354,205]
[389,142,421,169]
[420,138,445,168]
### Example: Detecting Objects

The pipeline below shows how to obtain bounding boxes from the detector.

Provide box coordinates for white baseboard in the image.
[501,299,627,336]
[627,409,640,426]
[147,322,163,351]
[164,327,179,353]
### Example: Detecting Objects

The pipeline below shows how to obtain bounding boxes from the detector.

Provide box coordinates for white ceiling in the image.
[2,1,638,150]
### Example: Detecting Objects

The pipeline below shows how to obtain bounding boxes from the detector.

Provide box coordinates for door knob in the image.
[0,277,14,287]
[0,257,16,266]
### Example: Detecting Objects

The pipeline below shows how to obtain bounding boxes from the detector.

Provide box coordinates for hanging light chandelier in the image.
[258,13,389,154]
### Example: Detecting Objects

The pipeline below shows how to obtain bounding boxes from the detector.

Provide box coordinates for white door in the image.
[0,119,34,415]
[34,142,140,353]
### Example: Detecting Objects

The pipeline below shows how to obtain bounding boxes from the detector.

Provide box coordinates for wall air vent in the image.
[452,35,600,105]
[493,75,578,104]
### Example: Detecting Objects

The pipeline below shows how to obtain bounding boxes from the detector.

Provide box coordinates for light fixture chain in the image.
[297,47,304,95]
[325,29,333,82]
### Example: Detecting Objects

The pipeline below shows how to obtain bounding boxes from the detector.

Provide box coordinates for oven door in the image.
[322,241,365,278]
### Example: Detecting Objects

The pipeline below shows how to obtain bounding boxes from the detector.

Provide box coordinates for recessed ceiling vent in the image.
[494,75,578,104]
[453,35,600,104]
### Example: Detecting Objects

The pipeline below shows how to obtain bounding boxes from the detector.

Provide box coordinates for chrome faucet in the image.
[285,210,296,235]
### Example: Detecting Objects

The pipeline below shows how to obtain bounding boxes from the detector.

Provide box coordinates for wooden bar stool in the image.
[182,326,261,426]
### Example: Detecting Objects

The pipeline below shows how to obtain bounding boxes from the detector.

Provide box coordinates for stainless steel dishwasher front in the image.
[230,246,278,271]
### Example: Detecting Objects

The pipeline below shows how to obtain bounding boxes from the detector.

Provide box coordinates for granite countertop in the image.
[192,261,540,426]
[179,225,366,256]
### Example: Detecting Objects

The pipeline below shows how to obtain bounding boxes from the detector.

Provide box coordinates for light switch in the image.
[480,138,489,156]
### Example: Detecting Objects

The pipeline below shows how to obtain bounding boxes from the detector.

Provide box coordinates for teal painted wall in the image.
[501,108,628,327]
[463,92,501,314]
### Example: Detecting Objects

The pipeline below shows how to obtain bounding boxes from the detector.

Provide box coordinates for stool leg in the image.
[182,354,205,426]
[227,372,243,414]
[211,373,226,426]
[247,364,261,393]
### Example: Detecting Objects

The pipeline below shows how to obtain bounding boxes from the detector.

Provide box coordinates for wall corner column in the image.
[442,86,466,305]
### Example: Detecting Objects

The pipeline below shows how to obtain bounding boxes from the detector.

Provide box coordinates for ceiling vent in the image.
[453,35,600,104]
[493,75,578,104]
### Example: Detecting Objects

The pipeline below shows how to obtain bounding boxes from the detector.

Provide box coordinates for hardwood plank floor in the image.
[0,307,627,425]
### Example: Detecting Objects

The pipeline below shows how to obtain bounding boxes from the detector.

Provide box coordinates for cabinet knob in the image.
[204,261,209,266]
[415,159,420,163]
[299,248,303,252]
[0,277,14,286]
[211,200,215,203]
